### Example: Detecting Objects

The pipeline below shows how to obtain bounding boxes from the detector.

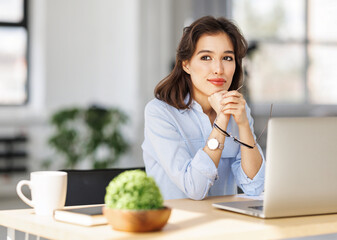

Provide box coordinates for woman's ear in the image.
[182,60,190,74]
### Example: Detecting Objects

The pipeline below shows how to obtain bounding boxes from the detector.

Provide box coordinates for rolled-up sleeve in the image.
[231,105,265,196]
[143,101,217,200]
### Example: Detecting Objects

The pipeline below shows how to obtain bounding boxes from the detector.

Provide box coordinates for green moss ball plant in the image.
[105,170,163,210]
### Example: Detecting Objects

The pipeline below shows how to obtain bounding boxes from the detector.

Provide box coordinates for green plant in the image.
[46,105,129,169]
[105,170,163,210]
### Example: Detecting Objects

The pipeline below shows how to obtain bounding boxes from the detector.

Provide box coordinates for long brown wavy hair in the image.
[154,16,248,109]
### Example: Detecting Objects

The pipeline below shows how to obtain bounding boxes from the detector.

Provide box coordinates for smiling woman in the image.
[142,16,265,201]
[182,33,236,105]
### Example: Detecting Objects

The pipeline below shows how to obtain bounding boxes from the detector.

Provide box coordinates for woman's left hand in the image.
[221,91,249,126]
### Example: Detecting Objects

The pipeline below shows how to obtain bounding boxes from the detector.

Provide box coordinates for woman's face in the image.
[182,32,236,102]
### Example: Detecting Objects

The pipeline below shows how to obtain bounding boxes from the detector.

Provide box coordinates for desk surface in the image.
[1,195,337,240]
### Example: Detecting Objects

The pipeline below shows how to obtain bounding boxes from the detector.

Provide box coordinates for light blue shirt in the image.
[142,98,265,200]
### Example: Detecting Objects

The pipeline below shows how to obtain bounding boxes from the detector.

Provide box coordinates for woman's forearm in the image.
[203,114,229,168]
[238,122,263,179]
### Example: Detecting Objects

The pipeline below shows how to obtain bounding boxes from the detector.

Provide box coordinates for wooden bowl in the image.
[103,206,171,232]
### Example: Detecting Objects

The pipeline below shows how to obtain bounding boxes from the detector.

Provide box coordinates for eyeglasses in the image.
[214,104,273,149]
[217,80,273,149]
[213,122,255,149]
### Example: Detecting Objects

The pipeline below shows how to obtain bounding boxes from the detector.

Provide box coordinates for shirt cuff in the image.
[238,159,265,185]
[190,149,218,182]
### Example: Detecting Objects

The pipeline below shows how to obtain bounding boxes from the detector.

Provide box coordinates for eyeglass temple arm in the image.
[234,138,254,149]
[255,103,273,143]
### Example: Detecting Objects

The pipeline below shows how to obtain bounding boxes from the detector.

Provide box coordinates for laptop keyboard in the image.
[249,205,263,211]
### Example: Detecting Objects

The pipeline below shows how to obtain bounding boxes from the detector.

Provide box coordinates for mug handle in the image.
[16,180,34,208]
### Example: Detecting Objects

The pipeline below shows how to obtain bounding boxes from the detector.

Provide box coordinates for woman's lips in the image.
[208,78,226,86]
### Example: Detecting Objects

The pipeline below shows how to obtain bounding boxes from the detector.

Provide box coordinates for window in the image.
[232,0,337,106]
[0,0,28,105]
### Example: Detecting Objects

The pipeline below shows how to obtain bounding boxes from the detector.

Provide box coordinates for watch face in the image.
[207,138,219,150]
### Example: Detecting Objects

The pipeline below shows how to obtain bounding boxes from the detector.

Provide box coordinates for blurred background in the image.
[1,0,337,212]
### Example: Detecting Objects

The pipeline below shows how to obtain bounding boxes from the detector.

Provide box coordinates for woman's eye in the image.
[201,56,211,61]
[223,56,233,61]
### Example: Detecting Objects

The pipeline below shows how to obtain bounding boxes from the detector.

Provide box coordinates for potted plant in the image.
[103,170,171,232]
[44,105,129,169]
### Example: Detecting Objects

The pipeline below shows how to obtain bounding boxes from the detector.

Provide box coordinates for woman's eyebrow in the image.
[196,50,234,55]
[224,50,235,54]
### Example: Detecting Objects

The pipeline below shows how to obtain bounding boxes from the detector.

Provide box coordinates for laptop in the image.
[213,117,337,218]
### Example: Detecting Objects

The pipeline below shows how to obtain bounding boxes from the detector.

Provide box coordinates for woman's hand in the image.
[208,90,228,116]
[221,90,248,126]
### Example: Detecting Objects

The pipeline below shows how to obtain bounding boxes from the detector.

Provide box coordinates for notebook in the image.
[213,117,337,218]
[54,204,107,226]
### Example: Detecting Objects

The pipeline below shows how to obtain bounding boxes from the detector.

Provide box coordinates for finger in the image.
[212,90,228,98]
[210,92,224,101]
[224,91,242,98]
[222,108,238,116]
[223,96,241,104]
[221,97,241,105]
[211,89,228,96]
[217,89,229,95]
[222,103,246,113]
[223,96,246,107]
[222,103,238,110]
[222,109,247,120]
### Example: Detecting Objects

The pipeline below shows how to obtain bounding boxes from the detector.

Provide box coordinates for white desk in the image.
[1,195,337,240]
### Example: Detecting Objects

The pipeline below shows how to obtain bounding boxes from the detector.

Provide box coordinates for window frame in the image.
[0,0,29,106]
[231,0,337,117]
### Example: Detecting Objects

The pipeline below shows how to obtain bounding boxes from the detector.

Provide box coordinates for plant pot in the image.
[103,206,171,232]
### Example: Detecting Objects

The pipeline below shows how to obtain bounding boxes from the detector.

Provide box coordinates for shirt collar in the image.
[178,94,204,113]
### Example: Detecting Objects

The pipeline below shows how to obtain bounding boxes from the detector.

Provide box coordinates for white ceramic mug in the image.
[16,171,67,216]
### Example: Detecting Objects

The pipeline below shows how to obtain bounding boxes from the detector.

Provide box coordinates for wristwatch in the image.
[207,138,224,150]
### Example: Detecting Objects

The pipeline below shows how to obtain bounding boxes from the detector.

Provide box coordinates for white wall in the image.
[45,1,138,111]
[0,0,196,198]
[40,0,145,169]
[0,0,178,198]
[43,0,143,169]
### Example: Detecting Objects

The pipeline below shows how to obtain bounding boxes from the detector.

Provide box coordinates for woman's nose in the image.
[213,60,224,75]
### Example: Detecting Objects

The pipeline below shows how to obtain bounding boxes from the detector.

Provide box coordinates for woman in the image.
[142,16,265,200]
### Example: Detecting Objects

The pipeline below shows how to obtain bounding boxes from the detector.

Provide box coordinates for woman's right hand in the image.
[208,90,228,116]
[208,90,230,128]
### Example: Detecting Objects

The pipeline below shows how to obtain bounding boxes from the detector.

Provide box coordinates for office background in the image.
[1,0,337,206]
